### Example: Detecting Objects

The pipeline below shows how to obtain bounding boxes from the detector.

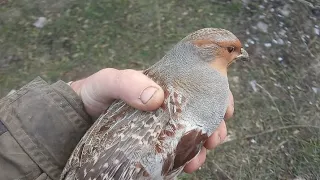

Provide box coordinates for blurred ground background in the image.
[1,0,320,179]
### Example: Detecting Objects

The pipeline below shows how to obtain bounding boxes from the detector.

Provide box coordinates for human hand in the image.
[70,68,234,173]
[70,68,164,118]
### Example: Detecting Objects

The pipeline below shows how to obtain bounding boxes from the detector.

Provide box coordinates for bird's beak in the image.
[235,48,249,61]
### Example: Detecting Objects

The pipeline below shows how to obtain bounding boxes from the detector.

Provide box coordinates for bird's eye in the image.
[227,46,235,53]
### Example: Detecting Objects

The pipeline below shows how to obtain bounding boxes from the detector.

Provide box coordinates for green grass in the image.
[0,0,242,94]
[1,0,319,179]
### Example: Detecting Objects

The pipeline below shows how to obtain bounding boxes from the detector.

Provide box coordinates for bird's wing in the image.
[61,98,171,180]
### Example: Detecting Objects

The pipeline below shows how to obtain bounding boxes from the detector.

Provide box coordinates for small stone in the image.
[279,22,284,27]
[287,41,292,46]
[274,83,282,87]
[33,17,47,28]
[272,39,278,44]
[264,43,272,47]
[293,130,300,135]
[247,38,255,44]
[279,29,287,36]
[257,21,268,33]
[280,4,291,17]
[277,38,284,45]
[250,139,257,144]
[249,80,258,92]
[314,26,320,35]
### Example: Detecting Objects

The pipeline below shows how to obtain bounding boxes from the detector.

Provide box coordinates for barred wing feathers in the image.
[61,97,172,180]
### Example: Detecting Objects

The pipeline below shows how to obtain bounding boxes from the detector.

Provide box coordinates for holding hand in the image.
[70,68,234,173]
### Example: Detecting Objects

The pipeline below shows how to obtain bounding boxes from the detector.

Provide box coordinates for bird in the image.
[60,28,249,180]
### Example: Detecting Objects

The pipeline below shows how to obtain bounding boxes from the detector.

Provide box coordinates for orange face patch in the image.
[191,38,243,76]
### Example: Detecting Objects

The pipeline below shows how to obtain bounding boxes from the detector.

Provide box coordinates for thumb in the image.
[75,68,165,117]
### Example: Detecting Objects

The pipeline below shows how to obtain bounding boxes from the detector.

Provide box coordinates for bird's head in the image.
[181,28,249,76]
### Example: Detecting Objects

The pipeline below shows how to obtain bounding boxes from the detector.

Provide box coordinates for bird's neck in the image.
[210,58,228,77]
[145,42,228,91]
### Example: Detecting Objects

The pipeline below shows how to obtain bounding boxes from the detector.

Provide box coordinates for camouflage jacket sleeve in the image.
[0,77,93,180]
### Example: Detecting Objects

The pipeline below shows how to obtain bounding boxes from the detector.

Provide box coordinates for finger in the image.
[93,68,165,111]
[224,90,234,120]
[204,120,227,150]
[183,147,207,173]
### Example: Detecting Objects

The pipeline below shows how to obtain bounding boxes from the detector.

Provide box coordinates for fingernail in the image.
[140,86,158,104]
